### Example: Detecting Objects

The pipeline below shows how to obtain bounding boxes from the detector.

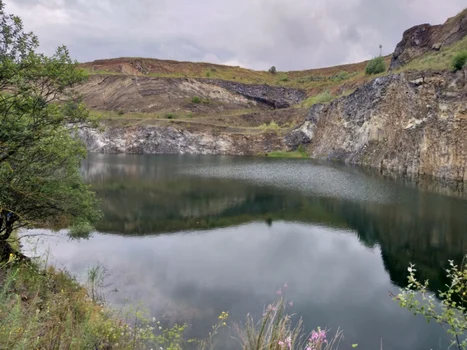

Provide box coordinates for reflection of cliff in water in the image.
[83,154,467,294]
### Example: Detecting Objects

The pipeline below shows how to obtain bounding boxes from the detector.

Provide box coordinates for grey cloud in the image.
[6,0,467,70]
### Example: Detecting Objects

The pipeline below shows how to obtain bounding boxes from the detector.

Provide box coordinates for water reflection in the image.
[84,154,467,291]
[29,154,467,350]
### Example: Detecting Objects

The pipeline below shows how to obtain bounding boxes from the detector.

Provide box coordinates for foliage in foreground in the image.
[0,0,100,243]
[395,258,467,350]
[0,255,187,350]
[365,56,386,75]
[0,253,346,350]
[236,289,343,350]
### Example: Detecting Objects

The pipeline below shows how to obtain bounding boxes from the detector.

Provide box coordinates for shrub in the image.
[365,56,386,75]
[191,96,202,104]
[277,74,289,82]
[269,66,277,74]
[330,71,351,82]
[206,71,211,78]
[165,113,175,119]
[451,51,467,71]
[259,121,280,131]
[395,258,467,349]
[117,110,125,116]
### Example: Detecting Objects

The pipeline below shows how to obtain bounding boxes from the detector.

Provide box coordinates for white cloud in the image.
[6,0,466,70]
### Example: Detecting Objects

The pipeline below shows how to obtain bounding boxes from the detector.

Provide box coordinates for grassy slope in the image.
[396,35,467,72]
[79,55,393,96]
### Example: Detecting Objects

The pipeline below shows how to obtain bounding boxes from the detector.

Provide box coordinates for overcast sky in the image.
[5,0,466,70]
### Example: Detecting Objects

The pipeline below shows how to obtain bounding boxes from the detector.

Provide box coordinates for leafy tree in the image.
[268,66,277,74]
[452,51,467,71]
[365,56,386,75]
[0,1,100,241]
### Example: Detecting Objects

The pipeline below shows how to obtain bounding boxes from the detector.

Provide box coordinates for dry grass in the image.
[0,255,186,350]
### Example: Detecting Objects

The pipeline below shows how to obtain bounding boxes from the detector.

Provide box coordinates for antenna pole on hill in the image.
[379,44,383,56]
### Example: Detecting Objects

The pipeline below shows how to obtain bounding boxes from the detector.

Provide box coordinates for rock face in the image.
[79,125,284,156]
[203,79,307,108]
[75,75,306,113]
[390,8,467,69]
[285,69,467,183]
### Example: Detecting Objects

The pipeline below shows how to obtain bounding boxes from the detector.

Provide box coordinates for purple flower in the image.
[277,289,282,295]
[289,301,294,307]
[278,340,285,346]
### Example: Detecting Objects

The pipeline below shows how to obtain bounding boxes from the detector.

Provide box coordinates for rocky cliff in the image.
[77,9,467,185]
[286,69,467,183]
[390,8,467,69]
[79,124,284,155]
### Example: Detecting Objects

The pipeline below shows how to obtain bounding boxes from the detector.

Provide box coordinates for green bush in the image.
[269,66,277,74]
[191,96,201,104]
[259,121,280,131]
[365,56,386,75]
[331,71,350,82]
[117,110,125,116]
[451,51,467,71]
[165,113,175,119]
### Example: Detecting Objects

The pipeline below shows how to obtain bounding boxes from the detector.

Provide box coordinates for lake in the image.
[24,154,467,350]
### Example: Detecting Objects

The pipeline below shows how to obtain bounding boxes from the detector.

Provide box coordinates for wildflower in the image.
[289,301,294,307]
[278,340,285,346]
[306,348,312,350]
[284,283,288,289]
[286,336,292,348]
[277,289,282,295]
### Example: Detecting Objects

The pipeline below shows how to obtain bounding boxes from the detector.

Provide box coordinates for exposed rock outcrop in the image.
[79,125,284,156]
[75,75,306,113]
[203,79,306,108]
[286,69,467,183]
[390,8,467,69]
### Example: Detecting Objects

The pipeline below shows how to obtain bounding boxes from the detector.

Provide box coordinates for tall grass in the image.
[235,296,343,350]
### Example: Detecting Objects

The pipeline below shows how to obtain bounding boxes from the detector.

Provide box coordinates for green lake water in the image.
[25,154,467,350]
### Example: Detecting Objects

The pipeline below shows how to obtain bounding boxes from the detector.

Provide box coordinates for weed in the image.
[192,96,202,104]
[259,121,281,132]
[236,290,343,350]
[301,91,334,108]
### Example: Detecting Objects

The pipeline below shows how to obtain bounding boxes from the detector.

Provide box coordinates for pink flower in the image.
[284,283,288,289]
[306,348,312,350]
[277,289,282,295]
[286,336,292,349]
[278,341,285,346]
[289,301,294,307]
